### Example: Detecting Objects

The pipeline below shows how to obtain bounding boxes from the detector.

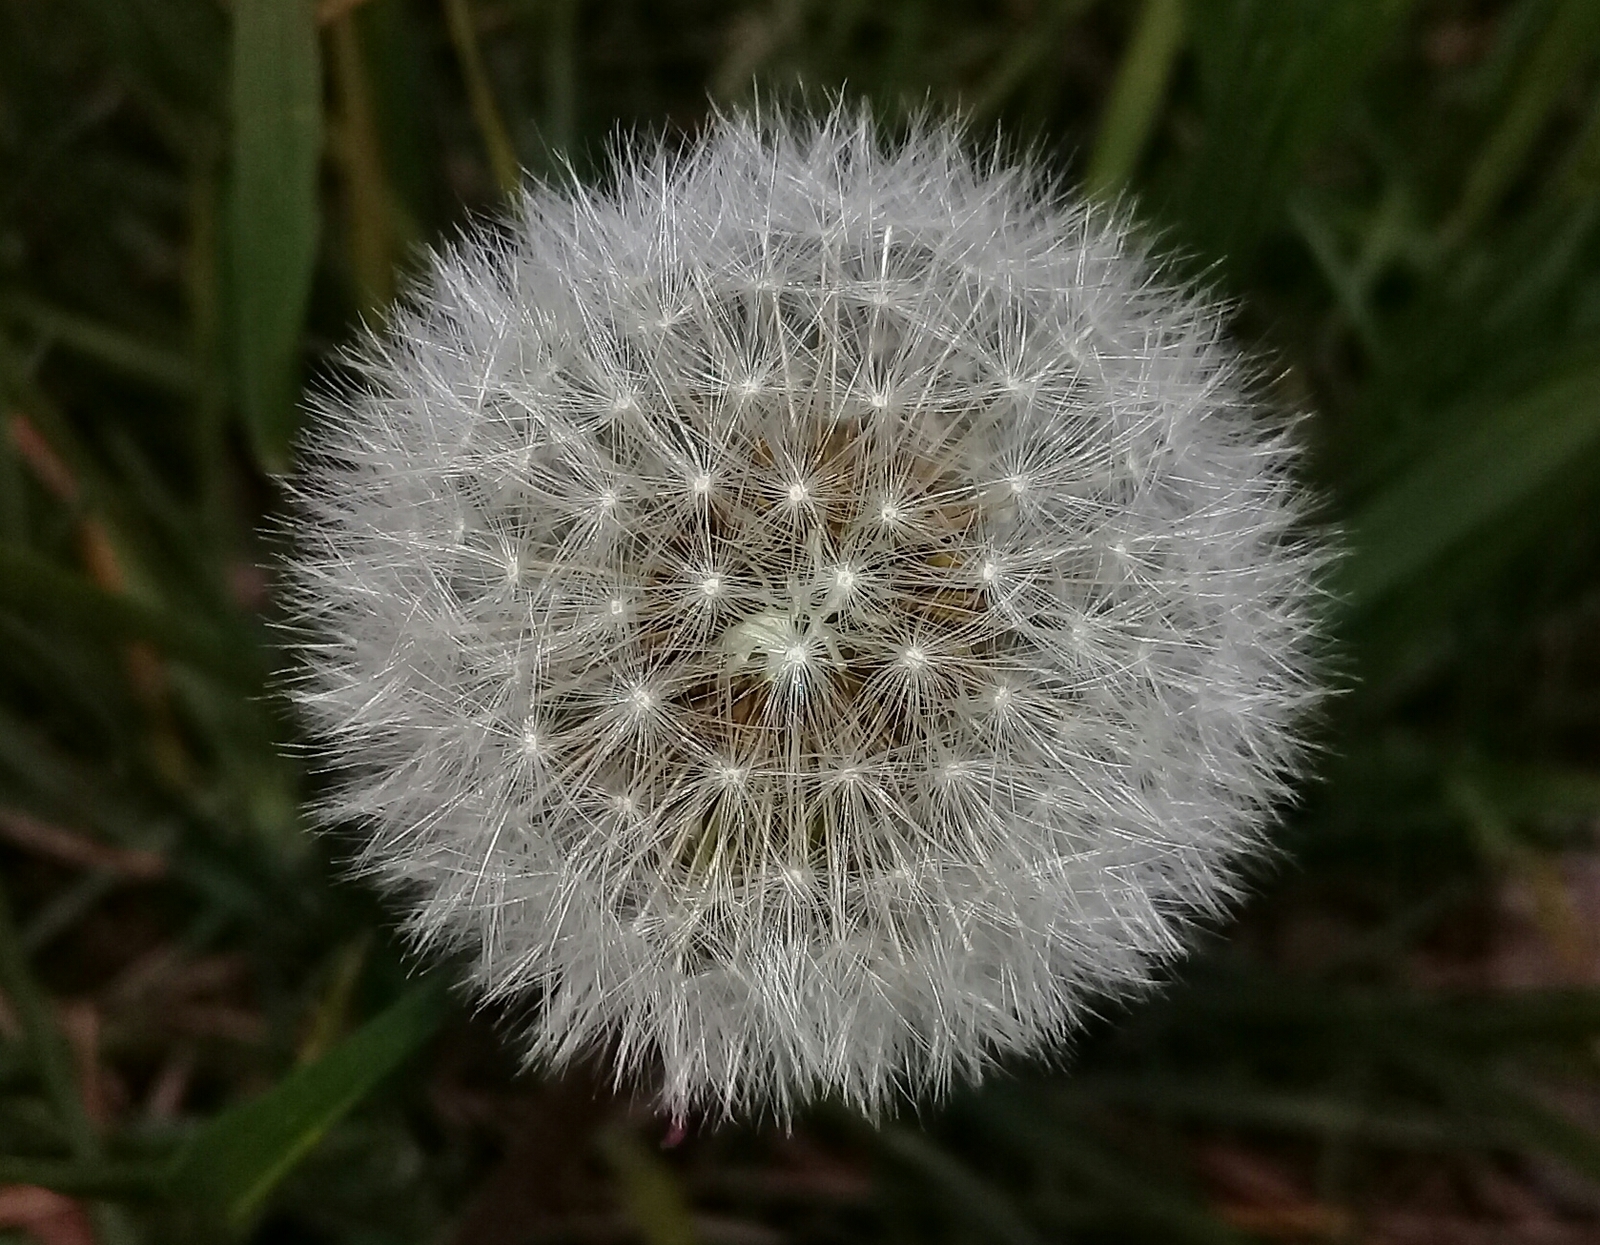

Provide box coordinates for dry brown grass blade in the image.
[0,812,165,881]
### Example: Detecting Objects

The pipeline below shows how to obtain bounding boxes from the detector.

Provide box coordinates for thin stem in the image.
[442,0,522,195]
[330,7,397,313]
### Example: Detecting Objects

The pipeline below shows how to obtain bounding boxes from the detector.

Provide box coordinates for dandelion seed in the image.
[712,760,746,789]
[286,104,1331,1124]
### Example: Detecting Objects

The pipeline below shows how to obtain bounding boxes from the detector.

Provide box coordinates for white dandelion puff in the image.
[284,105,1331,1123]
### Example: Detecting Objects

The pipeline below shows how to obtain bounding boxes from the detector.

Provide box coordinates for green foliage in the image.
[170,979,449,1228]
[229,0,323,472]
[0,0,1599,1240]
[1084,0,1186,200]
[1343,359,1600,610]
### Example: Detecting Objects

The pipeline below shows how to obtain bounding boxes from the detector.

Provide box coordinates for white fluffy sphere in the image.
[287,108,1326,1120]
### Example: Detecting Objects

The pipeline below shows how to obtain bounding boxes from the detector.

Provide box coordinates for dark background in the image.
[3,0,1600,1241]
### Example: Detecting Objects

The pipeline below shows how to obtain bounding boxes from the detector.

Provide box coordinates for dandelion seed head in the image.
[286,105,1331,1123]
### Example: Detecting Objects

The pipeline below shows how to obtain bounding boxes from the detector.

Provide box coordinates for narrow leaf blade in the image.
[170,978,449,1224]
[230,0,322,472]
[1343,362,1600,608]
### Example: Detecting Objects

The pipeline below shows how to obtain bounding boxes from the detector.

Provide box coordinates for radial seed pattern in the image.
[288,109,1327,1120]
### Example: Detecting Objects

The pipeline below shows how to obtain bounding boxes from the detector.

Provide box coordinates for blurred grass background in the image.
[2,0,1600,1240]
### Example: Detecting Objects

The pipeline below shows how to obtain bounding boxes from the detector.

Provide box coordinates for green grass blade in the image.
[1393,1048,1600,1181]
[972,1092,1245,1244]
[230,0,323,472]
[170,977,450,1225]
[596,1124,700,1245]
[1085,0,1186,198]
[1342,360,1600,608]
[872,1125,1048,1245]
[1063,1078,1462,1148]
[1441,0,1600,247]
[0,293,194,393]
[0,546,253,684]
[0,878,100,1161]
[0,1158,170,1199]
[1487,1082,1600,1183]
[1175,0,1414,261]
